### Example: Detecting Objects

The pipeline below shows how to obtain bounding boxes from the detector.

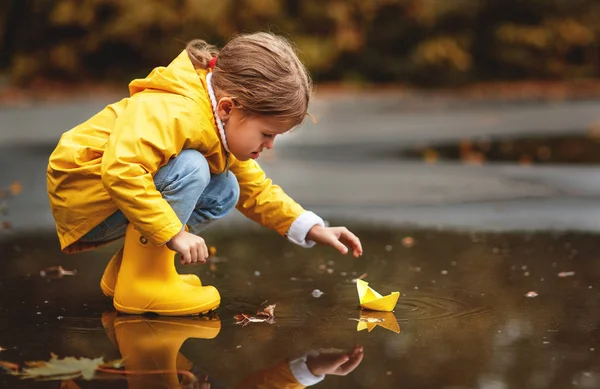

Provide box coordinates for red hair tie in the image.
[209,56,218,69]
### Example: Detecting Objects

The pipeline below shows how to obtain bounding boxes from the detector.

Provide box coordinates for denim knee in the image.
[211,172,240,216]
[154,149,210,195]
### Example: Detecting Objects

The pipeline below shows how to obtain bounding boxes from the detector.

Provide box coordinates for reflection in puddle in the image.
[2,228,600,388]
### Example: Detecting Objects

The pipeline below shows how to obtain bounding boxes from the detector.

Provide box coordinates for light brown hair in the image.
[186,32,312,127]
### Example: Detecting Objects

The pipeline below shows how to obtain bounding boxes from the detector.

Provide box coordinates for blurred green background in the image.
[1,0,599,87]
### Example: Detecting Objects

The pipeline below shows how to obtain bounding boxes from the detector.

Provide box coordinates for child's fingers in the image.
[340,230,363,257]
[180,251,191,265]
[199,245,207,264]
[332,239,349,255]
[339,349,364,374]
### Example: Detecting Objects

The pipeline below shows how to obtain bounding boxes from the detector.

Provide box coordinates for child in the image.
[47,32,363,316]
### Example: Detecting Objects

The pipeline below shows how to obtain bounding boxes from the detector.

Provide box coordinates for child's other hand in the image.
[306,345,364,377]
[306,225,363,257]
[166,230,209,265]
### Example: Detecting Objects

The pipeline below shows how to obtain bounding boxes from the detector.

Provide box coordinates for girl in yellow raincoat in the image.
[46,32,363,317]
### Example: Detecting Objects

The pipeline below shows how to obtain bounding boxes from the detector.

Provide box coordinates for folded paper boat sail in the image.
[356,311,400,333]
[356,279,399,312]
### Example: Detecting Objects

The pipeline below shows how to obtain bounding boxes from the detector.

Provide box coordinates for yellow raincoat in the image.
[47,50,306,253]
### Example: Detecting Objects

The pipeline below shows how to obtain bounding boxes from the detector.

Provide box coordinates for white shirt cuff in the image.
[286,211,325,248]
[288,351,325,386]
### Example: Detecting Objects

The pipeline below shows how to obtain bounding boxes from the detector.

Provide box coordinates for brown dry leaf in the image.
[208,246,217,256]
[423,149,438,164]
[0,221,12,230]
[10,182,23,196]
[0,361,19,372]
[15,355,105,380]
[519,155,533,166]
[401,237,415,248]
[587,121,600,139]
[234,302,277,326]
[257,304,276,318]
[461,151,485,165]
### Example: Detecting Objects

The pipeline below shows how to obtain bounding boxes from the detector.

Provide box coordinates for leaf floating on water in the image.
[40,266,77,278]
[349,317,384,323]
[0,361,19,373]
[558,271,575,277]
[353,311,400,333]
[525,291,538,298]
[401,237,415,248]
[13,354,105,380]
[234,302,276,327]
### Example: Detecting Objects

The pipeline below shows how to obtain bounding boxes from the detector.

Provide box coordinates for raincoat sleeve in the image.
[235,361,308,389]
[101,94,197,245]
[231,159,323,244]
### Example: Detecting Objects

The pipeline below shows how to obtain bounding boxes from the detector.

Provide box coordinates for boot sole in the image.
[113,300,220,316]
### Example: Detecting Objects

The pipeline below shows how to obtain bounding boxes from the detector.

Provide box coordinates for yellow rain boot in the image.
[113,315,220,389]
[113,223,220,316]
[100,247,202,297]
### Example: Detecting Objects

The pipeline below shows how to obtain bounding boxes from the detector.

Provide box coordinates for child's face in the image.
[220,101,293,161]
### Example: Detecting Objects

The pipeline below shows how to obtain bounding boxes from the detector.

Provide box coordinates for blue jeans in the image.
[80,150,240,244]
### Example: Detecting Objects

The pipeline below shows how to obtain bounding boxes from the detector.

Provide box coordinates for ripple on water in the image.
[219,279,493,329]
[316,282,493,324]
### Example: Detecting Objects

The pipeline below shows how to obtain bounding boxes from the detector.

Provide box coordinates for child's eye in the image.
[263,133,273,139]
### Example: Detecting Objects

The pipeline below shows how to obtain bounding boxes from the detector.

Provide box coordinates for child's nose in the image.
[264,138,275,149]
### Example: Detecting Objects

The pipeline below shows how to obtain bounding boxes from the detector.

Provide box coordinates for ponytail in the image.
[185,39,219,70]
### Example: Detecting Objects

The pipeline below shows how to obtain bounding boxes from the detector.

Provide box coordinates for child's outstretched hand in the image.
[306,225,363,257]
[166,230,209,265]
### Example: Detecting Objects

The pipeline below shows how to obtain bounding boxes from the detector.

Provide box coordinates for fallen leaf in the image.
[587,121,600,139]
[15,355,105,380]
[40,266,77,278]
[351,311,400,333]
[349,317,384,323]
[525,291,538,298]
[0,361,19,374]
[519,155,533,166]
[558,271,575,277]
[10,182,22,196]
[0,221,11,230]
[461,151,485,165]
[208,246,217,256]
[234,302,276,326]
[401,237,415,248]
[423,149,438,164]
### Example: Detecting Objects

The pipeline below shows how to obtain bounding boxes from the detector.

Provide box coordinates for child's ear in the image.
[217,97,234,120]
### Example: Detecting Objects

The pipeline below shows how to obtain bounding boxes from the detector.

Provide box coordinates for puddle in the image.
[1,227,600,388]
[402,133,600,165]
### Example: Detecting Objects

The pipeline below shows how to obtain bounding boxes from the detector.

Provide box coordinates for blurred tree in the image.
[0,0,599,86]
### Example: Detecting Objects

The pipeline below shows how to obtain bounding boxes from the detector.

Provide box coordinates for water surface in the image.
[1,226,599,388]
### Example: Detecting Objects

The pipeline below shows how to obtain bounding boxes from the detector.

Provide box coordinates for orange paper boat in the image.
[356,279,399,312]
[355,311,400,333]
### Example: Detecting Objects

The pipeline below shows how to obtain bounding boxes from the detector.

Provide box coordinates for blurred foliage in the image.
[1,0,600,86]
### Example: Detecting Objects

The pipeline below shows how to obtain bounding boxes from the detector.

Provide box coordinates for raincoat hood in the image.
[129,50,209,106]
